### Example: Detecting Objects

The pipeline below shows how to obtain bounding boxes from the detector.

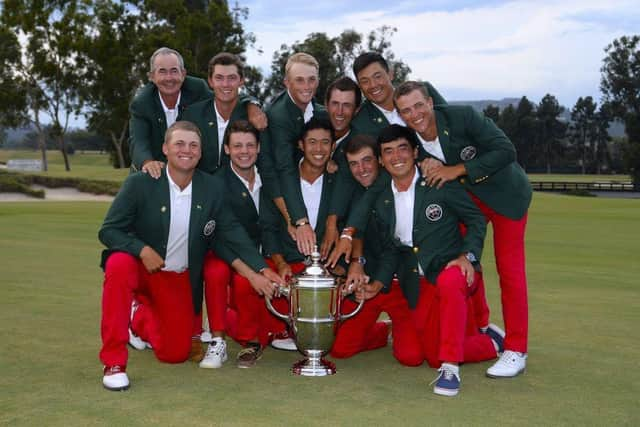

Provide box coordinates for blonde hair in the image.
[164,121,202,145]
[285,52,319,77]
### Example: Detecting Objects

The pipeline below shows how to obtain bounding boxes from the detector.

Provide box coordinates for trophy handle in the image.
[265,284,290,322]
[339,297,364,321]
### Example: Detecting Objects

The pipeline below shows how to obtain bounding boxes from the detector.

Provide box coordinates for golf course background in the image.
[1,152,638,425]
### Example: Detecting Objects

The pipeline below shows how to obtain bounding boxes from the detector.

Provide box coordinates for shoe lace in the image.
[499,350,519,364]
[237,346,257,358]
[207,341,225,356]
[429,366,457,385]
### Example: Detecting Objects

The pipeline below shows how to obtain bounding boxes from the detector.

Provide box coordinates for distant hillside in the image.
[451,98,625,138]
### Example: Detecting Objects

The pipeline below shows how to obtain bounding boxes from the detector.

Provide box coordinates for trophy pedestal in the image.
[292,357,336,376]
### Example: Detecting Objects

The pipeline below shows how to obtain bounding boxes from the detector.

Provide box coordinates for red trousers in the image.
[413,268,497,368]
[331,281,424,366]
[100,252,194,367]
[471,194,529,353]
[204,259,302,346]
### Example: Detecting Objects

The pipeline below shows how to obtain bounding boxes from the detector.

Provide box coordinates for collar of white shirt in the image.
[230,164,262,193]
[372,102,405,126]
[288,90,314,123]
[335,130,351,149]
[416,133,446,163]
[391,166,419,195]
[166,166,193,196]
[159,91,182,115]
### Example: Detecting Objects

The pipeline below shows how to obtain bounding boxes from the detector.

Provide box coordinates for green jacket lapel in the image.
[435,110,455,164]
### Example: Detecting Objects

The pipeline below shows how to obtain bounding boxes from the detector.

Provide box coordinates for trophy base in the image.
[292,357,336,376]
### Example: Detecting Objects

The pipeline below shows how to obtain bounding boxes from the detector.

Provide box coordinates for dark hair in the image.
[300,117,335,142]
[325,76,362,109]
[164,121,202,144]
[353,52,389,78]
[344,134,379,157]
[208,52,245,79]
[394,81,430,102]
[223,120,259,146]
[377,124,417,149]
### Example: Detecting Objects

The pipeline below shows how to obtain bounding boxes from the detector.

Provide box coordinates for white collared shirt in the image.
[300,170,324,230]
[391,167,419,247]
[230,164,262,214]
[373,103,405,126]
[288,91,314,123]
[163,167,192,273]
[416,133,446,162]
[335,130,351,151]
[159,92,182,128]
[391,167,425,276]
[214,102,229,165]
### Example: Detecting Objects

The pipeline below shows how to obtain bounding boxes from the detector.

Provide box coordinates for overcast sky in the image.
[240,0,639,107]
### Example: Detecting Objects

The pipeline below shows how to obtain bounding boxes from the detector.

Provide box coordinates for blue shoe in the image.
[483,323,505,354]
[432,364,460,397]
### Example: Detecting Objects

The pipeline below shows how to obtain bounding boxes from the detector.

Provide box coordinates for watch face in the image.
[466,252,477,263]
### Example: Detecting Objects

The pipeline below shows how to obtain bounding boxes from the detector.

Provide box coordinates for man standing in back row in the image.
[394,81,532,378]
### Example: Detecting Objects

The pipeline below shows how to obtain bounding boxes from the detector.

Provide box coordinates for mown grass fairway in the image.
[1,193,638,426]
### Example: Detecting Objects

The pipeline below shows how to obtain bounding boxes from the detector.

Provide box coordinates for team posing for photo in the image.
[98,47,532,397]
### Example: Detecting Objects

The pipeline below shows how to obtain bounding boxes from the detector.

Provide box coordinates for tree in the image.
[2,0,91,172]
[0,25,28,129]
[600,35,640,187]
[537,94,567,173]
[569,96,597,174]
[262,26,410,104]
[592,106,612,174]
[80,0,255,168]
[483,104,500,123]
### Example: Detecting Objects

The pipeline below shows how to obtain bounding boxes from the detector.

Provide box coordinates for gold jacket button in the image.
[413,247,419,253]
[459,178,466,184]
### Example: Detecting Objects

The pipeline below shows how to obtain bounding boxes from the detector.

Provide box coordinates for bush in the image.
[0,174,45,198]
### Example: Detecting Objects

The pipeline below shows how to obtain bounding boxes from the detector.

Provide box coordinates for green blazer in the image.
[181,98,249,175]
[372,175,486,308]
[263,90,328,223]
[262,169,336,263]
[350,81,446,138]
[129,76,212,170]
[208,165,281,263]
[429,106,532,220]
[98,169,267,313]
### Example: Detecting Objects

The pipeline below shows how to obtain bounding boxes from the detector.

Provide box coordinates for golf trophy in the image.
[265,248,364,376]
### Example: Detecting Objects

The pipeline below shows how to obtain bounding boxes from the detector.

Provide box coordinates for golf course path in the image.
[0,185,114,202]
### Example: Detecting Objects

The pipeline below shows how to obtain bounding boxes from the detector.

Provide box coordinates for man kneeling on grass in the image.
[98,121,283,391]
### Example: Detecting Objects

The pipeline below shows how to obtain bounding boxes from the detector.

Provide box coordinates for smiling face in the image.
[395,89,436,138]
[224,131,259,172]
[209,64,243,104]
[346,146,379,188]
[162,129,202,174]
[379,137,417,181]
[356,62,394,109]
[298,128,334,170]
[284,62,319,110]
[326,88,357,136]
[149,53,187,100]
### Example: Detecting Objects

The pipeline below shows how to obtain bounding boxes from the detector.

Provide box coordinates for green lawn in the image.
[1,193,638,426]
[0,149,128,183]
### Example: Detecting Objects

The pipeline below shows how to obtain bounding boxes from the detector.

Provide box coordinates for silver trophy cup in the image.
[266,249,363,376]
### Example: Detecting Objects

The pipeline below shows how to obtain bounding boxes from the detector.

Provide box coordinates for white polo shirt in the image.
[373,103,405,126]
[391,167,424,276]
[159,92,182,128]
[214,102,229,165]
[288,91,314,123]
[416,133,446,162]
[163,168,192,273]
[230,164,262,214]
[300,171,323,230]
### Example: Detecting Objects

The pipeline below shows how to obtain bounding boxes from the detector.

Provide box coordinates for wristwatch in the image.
[465,252,478,264]
[350,256,366,265]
